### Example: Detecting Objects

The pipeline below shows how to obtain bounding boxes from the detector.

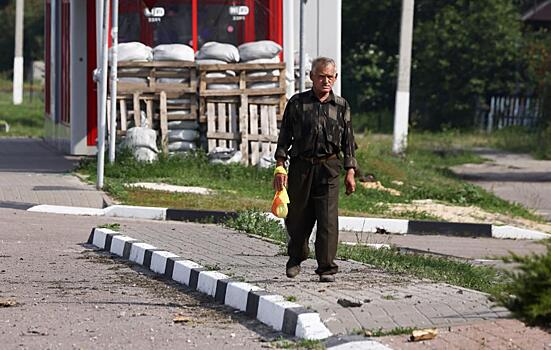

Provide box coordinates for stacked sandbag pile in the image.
[113,42,153,86]
[120,126,159,162]
[152,44,198,154]
[238,40,282,89]
[196,42,240,90]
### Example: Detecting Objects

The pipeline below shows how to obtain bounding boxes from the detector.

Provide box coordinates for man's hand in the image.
[273,161,288,191]
[344,168,356,195]
[273,173,288,191]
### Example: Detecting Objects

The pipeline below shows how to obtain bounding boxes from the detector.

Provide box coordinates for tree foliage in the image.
[343,0,531,130]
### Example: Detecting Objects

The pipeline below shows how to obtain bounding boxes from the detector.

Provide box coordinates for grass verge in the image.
[224,210,503,294]
[0,80,44,138]
[76,131,542,222]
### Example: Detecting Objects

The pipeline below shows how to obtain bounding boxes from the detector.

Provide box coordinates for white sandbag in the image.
[120,127,159,162]
[242,56,280,64]
[133,147,158,162]
[168,120,199,129]
[208,147,242,165]
[258,152,276,168]
[248,70,280,77]
[196,42,240,63]
[113,42,152,62]
[207,83,239,90]
[168,128,199,142]
[168,141,197,152]
[205,71,237,77]
[238,40,282,61]
[195,59,228,65]
[249,82,278,89]
[153,44,195,62]
[167,110,191,116]
[118,77,148,83]
[157,77,190,83]
[122,127,158,149]
[167,98,191,105]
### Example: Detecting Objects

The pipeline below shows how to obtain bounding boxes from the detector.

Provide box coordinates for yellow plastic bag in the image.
[271,187,290,218]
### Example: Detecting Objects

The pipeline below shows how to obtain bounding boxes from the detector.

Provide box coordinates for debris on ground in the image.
[337,298,363,308]
[360,181,401,196]
[0,298,17,307]
[173,315,193,324]
[410,328,438,342]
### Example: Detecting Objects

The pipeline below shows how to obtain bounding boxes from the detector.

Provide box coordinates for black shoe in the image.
[286,265,301,278]
[319,274,335,283]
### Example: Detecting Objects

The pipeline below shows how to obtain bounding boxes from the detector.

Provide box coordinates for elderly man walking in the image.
[273,57,357,283]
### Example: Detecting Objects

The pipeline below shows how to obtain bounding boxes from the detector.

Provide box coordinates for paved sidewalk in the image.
[0,138,106,208]
[452,149,551,221]
[115,220,509,335]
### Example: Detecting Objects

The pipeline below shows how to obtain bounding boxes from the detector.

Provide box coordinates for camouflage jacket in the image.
[275,89,357,169]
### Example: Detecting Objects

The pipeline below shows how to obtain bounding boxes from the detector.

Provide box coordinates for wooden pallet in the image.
[116,61,197,94]
[205,100,278,165]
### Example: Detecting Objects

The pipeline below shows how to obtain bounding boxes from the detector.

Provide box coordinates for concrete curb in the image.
[28,204,551,240]
[87,227,332,341]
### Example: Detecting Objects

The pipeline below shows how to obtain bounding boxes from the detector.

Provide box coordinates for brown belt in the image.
[298,154,337,165]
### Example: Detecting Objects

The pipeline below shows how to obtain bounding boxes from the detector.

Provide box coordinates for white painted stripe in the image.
[150,251,179,274]
[492,225,551,240]
[110,235,137,256]
[225,282,262,311]
[172,260,202,285]
[129,242,157,265]
[257,295,301,331]
[295,313,332,340]
[91,228,118,249]
[103,205,167,220]
[28,204,105,216]
[329,340,393,350]
[341,217,409,234]
[197,271,230,297]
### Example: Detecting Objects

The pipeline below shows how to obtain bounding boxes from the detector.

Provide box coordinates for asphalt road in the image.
[0,208,281,349]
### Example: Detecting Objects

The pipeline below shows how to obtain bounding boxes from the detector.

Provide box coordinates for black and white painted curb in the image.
[87,227,332,341]
[30,203,551,240]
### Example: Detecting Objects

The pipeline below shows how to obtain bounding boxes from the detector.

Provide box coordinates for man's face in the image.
[310,64,337,95]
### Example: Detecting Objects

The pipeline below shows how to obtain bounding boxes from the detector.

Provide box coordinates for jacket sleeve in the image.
[275,96,296,161]
[341,101,358,170]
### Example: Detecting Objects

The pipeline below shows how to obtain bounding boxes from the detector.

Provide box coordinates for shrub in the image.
[494,240,551,326]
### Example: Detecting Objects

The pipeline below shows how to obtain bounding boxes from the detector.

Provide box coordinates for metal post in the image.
[283,0,295,98]
[299,0,306,92]
[392,0,414,155]
[97,0,110,189]
[109,0,119,164]
[13,0,24,105]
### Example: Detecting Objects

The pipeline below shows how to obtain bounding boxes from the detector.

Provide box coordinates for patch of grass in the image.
[493,240,551,326]
[224,210,504,294]
[270,337,325,350]
[352,326,416,337]
[97,223,121,230]
[337,244,502,294]
[285,295,297,302]
[0,82,44,138]
[224,209,287,243]
[76,130,544,222]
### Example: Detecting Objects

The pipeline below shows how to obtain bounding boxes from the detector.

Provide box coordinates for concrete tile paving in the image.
[116,220,509,335]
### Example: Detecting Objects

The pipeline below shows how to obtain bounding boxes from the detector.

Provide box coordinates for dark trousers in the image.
[285,157,340,275]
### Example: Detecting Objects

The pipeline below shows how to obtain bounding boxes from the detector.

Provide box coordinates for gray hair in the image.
[310,57,336,74]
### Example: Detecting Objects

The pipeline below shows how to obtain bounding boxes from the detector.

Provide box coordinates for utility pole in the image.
[298,0,306,92]
[97,0,110,189]
[392,0,414,155]
[109,0,119,164]
[13,0,24,105]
